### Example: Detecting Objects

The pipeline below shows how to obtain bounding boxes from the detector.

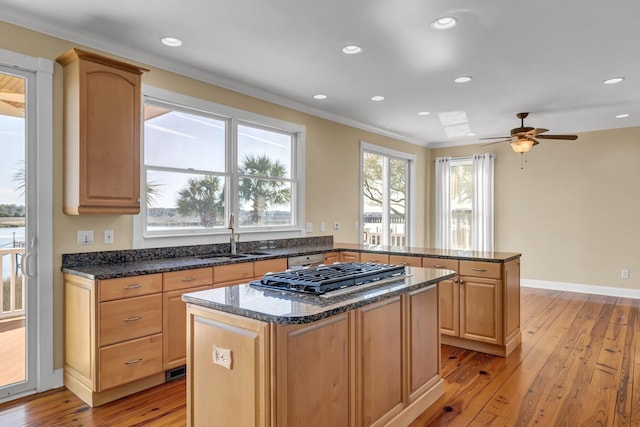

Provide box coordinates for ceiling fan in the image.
[481,112,577,154]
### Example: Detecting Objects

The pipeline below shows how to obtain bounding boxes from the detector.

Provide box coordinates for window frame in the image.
[133,86,306,248]
[360,141,416,248]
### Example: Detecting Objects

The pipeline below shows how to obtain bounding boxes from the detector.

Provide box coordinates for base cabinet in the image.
[436,258,521,357]
[186,284,443,427]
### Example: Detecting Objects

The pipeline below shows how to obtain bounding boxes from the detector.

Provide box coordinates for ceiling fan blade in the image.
[479,136,511,140]
[0,100,24,118]
[527,128,549,136]
[481,139,511,147]
[536,134,578,140]
[0,92,25,103]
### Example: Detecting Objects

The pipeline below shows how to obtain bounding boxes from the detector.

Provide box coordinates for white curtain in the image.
[435,157,451,249]
[471,153,495,252]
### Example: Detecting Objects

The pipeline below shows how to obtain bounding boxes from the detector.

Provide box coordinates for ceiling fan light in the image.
[510,138,534,153]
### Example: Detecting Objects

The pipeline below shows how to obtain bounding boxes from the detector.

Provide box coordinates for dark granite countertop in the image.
[61,237,520,280]
[182,266,454,324]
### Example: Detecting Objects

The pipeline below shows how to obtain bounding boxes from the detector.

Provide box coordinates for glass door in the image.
[0,67,35,398]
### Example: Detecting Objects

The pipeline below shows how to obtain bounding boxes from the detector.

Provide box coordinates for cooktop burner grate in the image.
[250,262,406,295]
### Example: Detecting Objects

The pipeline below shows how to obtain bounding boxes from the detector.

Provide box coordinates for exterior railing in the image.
[0,248,25,320]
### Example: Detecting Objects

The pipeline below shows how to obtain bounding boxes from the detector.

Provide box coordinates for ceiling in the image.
[1,0,639,147]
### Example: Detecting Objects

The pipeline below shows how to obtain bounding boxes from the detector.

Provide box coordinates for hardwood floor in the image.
[0,287,638,426]
[0,317,25,387]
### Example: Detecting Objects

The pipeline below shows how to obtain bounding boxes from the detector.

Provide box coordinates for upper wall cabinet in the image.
[56,49,148,215]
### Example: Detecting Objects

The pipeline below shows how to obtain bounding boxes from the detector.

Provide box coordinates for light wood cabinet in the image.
[56,48,147,215]
[187,305,270,427]
[436,258,521,357]
[275,314,352,427]
[356,297,403,426]
[340,251,361,262]
[360,252,390,264]
[214,262,255,287]
[323,251,339,265]
[64,273,165,407]
[186,283,443,427]
[163,285,211,371]
[254,258,287,277]
[162,268,213,372]
[389,254,422,267]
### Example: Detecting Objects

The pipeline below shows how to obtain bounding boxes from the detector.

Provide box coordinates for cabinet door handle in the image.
[434,264,445,268]
[123,284,142,289]
[459,279,464,284]
[123,316,142,323]
[124,358,142,365]
[472,268,487,272]
[182,277,197,282]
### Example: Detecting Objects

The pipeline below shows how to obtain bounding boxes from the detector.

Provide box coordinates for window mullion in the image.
[381,156,390,247]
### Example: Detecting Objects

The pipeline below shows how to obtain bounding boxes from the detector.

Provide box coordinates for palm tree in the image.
[175,175,224,227]
[238,155,290,225]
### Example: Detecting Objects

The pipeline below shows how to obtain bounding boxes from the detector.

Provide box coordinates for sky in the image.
[0,115,25,206]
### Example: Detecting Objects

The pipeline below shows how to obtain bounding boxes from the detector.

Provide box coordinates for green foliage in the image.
[238,154,290,225]
[175,175,224,227]
[0,204,25,217]
[362,153,406,217]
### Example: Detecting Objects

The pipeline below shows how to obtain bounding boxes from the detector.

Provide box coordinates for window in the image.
[361,142,415,248]
[134,87,305,247]
[435,154,494,251]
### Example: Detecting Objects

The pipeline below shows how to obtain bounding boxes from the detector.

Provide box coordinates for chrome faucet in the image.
[228,213,237,255]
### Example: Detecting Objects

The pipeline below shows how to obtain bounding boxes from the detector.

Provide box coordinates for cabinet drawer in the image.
[99,294,162,346]
[164,267,213,292]
[459,260,501,279]
[254,258,287,277]
[422,257,459,272]
[389,255,422,267]
[340,251,361,263]
[214,262,254,284]
[98,333,162,391]
[98,274,162,302]
[360,253,390,264]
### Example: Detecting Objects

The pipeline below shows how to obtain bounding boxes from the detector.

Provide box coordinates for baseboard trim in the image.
[522,279,640,299]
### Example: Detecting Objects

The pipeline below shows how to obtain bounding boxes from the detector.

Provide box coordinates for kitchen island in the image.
[182,266,455,427]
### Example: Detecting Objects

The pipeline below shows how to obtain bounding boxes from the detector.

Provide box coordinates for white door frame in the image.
[0,48,54,402]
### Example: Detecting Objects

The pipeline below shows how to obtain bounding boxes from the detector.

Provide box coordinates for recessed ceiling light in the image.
[161,37,182,47]
[467,132,476,137]
[431,16,457,30]
[313,94,328,100]
[604,77,625,85]
[342,45,363,55]
[454,76,472,83]
[616,113,630,118]
[418,111,430,116]
[371,95,385,101]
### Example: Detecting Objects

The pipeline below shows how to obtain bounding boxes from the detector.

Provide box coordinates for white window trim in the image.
[360,141,416,247]
[133,86,306,248]
[0,48,55,398]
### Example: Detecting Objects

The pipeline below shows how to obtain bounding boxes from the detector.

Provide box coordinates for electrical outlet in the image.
[305,222,313,232]
[334,221,340,230]
[77,230,94,245]
[621,269,630,279]
[104,229,114,244]
[320,222,326,232]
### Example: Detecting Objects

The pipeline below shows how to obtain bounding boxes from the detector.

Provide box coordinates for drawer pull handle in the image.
[124,358,142,365]
[123,284,142,289]
[472,268,487,272]
[182,277,197,282]
[123,316,142,323]
[434,264,445,268]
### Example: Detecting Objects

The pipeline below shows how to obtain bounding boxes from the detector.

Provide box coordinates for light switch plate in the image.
[77,230,94,245]
[305,222,313,232]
